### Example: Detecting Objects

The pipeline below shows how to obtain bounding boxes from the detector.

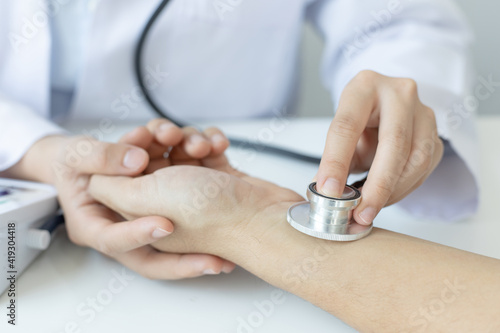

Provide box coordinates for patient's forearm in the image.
[88,166,499,331]
[157,202,500,332]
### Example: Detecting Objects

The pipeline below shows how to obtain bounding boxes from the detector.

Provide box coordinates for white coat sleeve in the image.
[306,0,479,221]
[0,97,66,172]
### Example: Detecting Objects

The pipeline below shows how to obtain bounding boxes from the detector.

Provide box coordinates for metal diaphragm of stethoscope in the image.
[287,180,372,241]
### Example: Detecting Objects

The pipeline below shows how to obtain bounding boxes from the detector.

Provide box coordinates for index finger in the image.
[316,76,376,197]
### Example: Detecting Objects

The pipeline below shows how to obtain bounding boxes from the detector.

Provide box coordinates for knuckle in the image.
[349,71,379,97]
[331,115,359,140]
[384,126,411,153]
[205,126,219,133]
[204,126,220,137]
[374,176,394,200]
[395,78,418,98]
[355,70,379,83]
[96,239,115,257]
[184,126,199,134]
[322,156,350,174]
[422,106,437,124]
[406,134,442,175]
[91,144,111,171]
[407,145,433,175]
[148,118,165,128]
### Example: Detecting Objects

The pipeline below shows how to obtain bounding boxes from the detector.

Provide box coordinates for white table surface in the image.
[2,116,499,333]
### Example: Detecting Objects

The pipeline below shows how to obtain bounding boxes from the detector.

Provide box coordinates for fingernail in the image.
[189,134,206,146]
[123,149,146,170]
[211,134,227,145]
[152,227,171,239]
[359,207,377,225]
[159,123,175,133]
[321,178,342,198]
[202,269,220,275]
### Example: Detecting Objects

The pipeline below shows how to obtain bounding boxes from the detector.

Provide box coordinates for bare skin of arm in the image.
[89,161,500,333]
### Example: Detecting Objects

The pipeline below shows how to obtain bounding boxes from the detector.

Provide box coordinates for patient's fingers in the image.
[115,249,236,279]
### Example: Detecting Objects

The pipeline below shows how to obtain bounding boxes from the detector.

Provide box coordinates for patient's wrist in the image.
[209,202,295,263]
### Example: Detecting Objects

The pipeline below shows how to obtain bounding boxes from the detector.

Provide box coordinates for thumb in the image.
[61,136,149,176]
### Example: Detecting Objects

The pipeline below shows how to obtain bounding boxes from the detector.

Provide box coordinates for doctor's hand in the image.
[316,70,444,225]
[11,135,233,279]
[119,118,230,174]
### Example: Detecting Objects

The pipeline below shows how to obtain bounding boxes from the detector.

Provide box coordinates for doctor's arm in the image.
[0,107,234,278]
[88,165,500,333]
[308,0,478,223]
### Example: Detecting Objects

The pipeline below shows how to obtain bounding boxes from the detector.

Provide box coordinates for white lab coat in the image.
[0,0,479,220]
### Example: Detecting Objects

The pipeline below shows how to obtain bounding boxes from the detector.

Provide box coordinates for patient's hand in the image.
[89,162,303,256]
[113,119,237,278]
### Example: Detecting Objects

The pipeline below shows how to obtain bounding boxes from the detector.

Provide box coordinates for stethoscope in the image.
[133,0,372,241]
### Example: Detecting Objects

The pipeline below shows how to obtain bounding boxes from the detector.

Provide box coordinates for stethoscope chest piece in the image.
[287,182,372,241]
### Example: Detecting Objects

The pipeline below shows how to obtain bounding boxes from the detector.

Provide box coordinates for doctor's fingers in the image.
[172,126,212,159]
[119,126,154,149]
[168,127,229,164]
[118,121,182,160]
[315,71,378,198]
[87,215,174,256]
[382,107,444,206]
[145,126,224,163]
[144,120,220,160]
[146,118,184,148]
[353,87,428,225]
[118,127,173,174]
[63,201,174,254]
[67,209,234,279]
[203,127,230,155]
[348,128,379,174]
[60,136,149,176]
[115,249,236,280]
